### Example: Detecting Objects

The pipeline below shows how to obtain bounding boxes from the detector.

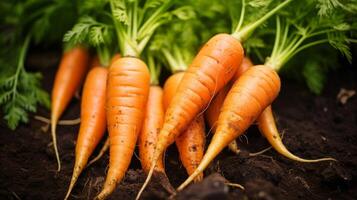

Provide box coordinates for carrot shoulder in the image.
[51,46,90,171]
[178,65,281,190]
[96,57,150,200]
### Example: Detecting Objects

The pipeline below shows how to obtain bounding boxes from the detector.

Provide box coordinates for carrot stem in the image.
[232,0,292,42]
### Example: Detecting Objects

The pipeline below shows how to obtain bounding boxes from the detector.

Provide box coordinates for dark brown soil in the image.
[1,51,356,200]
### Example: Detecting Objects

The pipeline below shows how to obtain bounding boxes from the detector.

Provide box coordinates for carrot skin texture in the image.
[97,57,150,200]
[163,72,205,182]
[157,33,243,157]
[51,46,90,171]
[178,65,281,190]
[176,117,205,182]
[65,67,108,200]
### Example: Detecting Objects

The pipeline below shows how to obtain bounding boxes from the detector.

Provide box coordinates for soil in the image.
[1,50,356,200]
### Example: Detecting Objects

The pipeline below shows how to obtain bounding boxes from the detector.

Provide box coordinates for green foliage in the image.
[63,0,115,66]
[109,0,192,57]
[63,16,114,48]
[0,0,78,129]
[0,37,50,130]
[302,60,326,95]
[261,0,356,94]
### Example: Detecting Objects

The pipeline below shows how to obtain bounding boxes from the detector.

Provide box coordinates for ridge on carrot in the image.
[136,0,293,199]
[178,0,354,190]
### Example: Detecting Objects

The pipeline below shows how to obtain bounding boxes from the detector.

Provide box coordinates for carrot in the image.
[96,57,150,200]
[207,57,336,162]
[163,72,206,182]
[178,65,281,190]
[139,86,165,174]
[51,46,90,171]
[138,85,174,193]
[64,66,108,200]
[176,117,205,181]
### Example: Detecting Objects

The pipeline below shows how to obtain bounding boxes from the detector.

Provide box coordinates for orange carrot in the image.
[176,117,205,182]
[139,86,165,173]
[163,72,206,182]
[207,57,335,162]
[178,65,281,190]
[64,66,108,200]
[96,57,150,200]
[51,46,90,171]
[138,85,174,193]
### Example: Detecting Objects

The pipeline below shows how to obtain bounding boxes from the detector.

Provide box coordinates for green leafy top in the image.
[150,0,231,73]
[230,0,292,42]
[63,0,120,67]
[144,52,162,85]
[0,0,79,129]
[0,36,50,129]
[150,10,197,73]
[265,0,356,71]
[109,0,187,57]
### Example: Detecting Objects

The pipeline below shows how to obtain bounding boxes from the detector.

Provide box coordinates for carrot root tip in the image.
[153,171,175,194]
[136,164,155,200]
[50,122,61,172]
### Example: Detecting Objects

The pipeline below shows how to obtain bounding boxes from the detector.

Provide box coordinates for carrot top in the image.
[63,1,116,67]
[145,52,161,85]
[230,0,292,42]
[109,0,191,58]
[264,0,355,72]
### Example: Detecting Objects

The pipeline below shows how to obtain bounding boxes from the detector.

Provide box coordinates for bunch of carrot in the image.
[38,0,356,199]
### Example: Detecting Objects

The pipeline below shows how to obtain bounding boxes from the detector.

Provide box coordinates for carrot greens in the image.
[0,0,78,129]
